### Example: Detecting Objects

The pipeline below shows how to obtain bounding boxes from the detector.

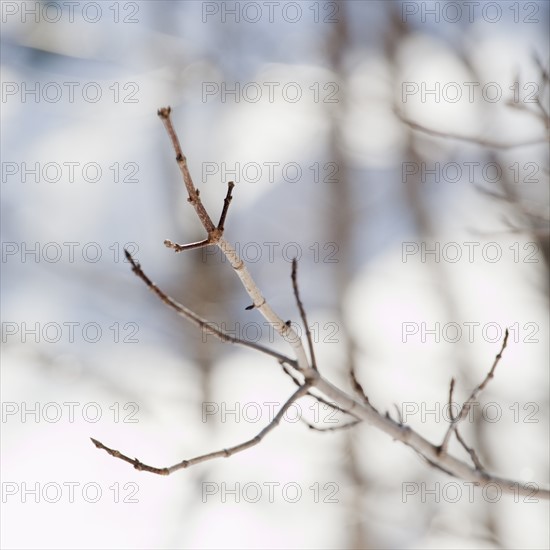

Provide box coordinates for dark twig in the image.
[218,182,235,231]
[448,377,456,415]
[291,258,318,370]
[92,383,311,475]
[301,418,361,432]
[350,364,370,405]
[306,392,359,418]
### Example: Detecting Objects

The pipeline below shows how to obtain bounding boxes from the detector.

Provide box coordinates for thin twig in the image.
[446,378,485,470]
[291,258,317,371]
[448,377,456,415]
[455,429,485,471]
[164,238,211,253]
[157,107,217,234]
[124,249,297,368]
[92,383,311,475]
[305,391,357,417]
[439,329,509,455]
[350,364,370,405]
[301,418,361,432]
[218,181,235,231]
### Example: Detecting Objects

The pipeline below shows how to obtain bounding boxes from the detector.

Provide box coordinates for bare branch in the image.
[92,383,311,475]
[94,107,550,501]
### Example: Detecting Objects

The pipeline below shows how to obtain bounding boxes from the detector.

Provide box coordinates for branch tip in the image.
[123,248,133,263]
[157,106,171,118]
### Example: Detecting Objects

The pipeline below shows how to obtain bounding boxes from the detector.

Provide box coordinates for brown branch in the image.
[124,249,297,368]
[291,258,317,370]
[448,377,456,415]
[157,107,217,234]
[91,383,311,475]
[439,329,509,456]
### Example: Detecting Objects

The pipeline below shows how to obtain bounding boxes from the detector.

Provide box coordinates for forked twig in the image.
[439,329,509,456]
[157,107,313,376]
[281,362,361,421]
[164,181,235,253]
[446,377,485,471]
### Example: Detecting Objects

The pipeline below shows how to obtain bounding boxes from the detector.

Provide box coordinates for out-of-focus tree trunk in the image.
[325,5,372,548]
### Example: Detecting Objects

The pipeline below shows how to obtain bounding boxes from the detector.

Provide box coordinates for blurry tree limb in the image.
[395,109,548,149]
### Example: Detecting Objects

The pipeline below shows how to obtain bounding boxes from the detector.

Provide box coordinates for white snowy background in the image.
[1,1,549,549]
